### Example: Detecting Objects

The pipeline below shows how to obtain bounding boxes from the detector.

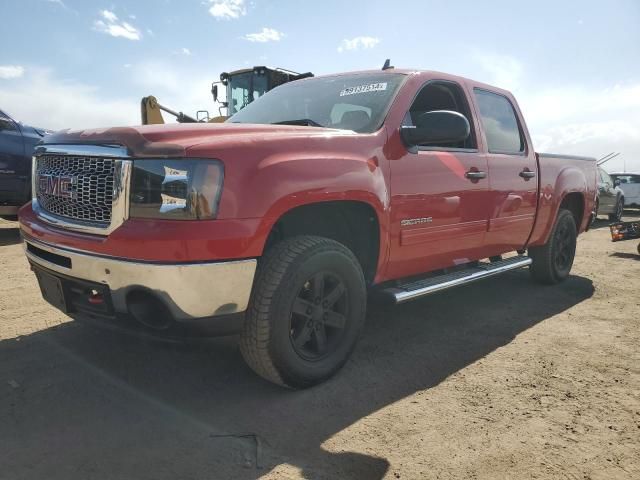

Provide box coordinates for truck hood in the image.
[42,123,355,158]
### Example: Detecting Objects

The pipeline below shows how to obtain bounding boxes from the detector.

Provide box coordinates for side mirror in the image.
[211,83,219,102]
[614,178,621,187]
[400,110,470,147]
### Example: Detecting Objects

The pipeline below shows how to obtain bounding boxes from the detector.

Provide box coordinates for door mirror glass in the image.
[614,178,621,187]
[212,84,218,102]
[400,110,470,147]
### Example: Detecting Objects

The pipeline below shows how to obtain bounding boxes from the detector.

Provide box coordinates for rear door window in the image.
[474,89,524,154]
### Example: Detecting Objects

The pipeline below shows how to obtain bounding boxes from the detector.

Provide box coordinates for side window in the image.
[474,89,524,154]
[0,111,17,132]
[600,169,612,185]
[613,175,640,184]
[404,81,477,149]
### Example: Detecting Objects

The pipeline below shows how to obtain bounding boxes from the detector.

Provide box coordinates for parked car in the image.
[610,172,640,208]
[0,109,49,219]
[19,67,598,388]
[595,167,625,221]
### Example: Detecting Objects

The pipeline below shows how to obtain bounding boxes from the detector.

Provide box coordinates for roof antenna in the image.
[382,59,393,70]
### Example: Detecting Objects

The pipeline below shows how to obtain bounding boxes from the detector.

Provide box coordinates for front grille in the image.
[36,155,115,224]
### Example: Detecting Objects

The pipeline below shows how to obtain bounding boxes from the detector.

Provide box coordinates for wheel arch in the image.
[559,191,585,231]
[261,199,383,285]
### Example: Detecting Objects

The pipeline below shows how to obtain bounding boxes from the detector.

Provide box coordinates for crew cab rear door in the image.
[472,89,537,251]
[0,110,27,197]
[386,80,493,279]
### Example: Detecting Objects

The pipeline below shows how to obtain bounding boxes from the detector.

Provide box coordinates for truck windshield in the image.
[228,73,406,133]
[228,72,269,116]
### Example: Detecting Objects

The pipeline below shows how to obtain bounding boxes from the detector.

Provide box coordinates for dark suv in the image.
[0,109,48,219]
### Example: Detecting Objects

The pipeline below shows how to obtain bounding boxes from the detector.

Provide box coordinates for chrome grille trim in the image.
[36,156,115,223]
[32,144,131,236]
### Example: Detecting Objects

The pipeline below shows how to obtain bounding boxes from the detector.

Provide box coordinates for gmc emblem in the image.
[38,174,75,199]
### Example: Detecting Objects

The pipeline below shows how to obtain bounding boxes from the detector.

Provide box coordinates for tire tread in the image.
[240,235,364,388]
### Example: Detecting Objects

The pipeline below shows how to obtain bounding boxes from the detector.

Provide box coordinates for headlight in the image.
[129,159,224,220]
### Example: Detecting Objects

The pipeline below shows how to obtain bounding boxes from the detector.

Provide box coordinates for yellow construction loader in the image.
[140,66,313,125]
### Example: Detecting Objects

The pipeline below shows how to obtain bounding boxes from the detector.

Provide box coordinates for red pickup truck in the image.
[19,68,597,388]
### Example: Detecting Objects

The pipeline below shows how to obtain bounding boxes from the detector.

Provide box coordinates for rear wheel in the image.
[240,236,367,388]
[529,209,577,284]
[608,198,623,222]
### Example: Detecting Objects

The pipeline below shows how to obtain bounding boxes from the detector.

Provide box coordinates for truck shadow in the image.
[0,270,594,480]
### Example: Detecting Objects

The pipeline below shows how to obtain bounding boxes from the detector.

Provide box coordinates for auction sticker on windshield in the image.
[340,83,387,96]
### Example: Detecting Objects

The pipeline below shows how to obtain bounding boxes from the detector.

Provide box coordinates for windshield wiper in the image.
[272,118,324,128]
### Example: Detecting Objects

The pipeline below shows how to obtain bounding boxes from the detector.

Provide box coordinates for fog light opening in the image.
[126,290,174,330]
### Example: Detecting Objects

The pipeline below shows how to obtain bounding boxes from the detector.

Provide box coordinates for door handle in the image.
[519,169,536,179]
[465,170,487,180]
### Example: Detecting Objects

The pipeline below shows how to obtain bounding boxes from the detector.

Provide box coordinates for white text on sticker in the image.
[340,83,387,96]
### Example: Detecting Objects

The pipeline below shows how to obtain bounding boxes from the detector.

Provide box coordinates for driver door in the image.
[386,80,493,279]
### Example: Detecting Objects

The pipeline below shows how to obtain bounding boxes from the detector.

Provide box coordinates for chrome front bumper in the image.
[23,237,257,320]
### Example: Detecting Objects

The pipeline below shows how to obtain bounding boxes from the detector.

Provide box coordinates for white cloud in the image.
[44,0,78,14]
[470,51,640,170]
[472,52,523,91]
[100,9,117,22]
[181,47,192,56]
[0,67,138,130]
[520,84,640,169]
[94,10,142,40]
[337,36,380,53]
[0,65,25,79]
[208,0,246,19]
[244,28,284,43]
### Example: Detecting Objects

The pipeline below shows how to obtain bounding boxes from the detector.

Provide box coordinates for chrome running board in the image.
[383,256,532,304]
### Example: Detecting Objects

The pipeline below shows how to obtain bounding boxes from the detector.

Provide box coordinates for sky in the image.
[1,0,639,172]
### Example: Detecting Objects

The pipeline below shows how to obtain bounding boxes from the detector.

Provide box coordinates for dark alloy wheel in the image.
[552,219,575,273]
[240,235,366,388]
[529,209,577,284]
[289,272,348,361]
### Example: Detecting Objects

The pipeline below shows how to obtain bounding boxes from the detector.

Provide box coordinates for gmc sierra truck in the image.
[19,68,598,388]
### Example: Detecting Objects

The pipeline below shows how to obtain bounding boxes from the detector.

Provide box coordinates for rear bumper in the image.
[23,235,257,321]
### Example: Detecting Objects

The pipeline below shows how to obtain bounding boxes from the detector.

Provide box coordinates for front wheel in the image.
[240,236,367,388]
[608,198,624,222]
[529,209,577,284]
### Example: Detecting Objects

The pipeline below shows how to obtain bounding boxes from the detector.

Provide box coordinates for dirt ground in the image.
[1,213,639,480]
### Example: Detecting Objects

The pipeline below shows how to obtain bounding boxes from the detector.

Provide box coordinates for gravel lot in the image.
[1,214,639,480]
